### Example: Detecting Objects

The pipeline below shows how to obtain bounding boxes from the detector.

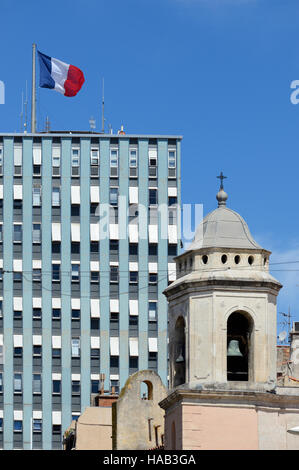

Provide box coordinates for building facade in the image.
[0,131,181,449]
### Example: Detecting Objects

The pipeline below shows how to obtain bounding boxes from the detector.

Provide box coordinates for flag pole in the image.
[31,43,36,133]
[102,77,105,133]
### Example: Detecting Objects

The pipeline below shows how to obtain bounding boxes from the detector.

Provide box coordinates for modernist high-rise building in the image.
[0,131,181,449]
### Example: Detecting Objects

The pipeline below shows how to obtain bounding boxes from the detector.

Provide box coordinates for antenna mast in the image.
[31,43,37,133]
[20,90,24,133]
[102,78,105,133]
[24,81,28,134]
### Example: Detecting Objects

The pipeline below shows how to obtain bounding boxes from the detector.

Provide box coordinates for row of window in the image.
[7,188,176,207]
[0,146,177,178]
[4,302,158,321]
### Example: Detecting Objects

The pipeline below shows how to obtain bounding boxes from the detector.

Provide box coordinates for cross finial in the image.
[217,171,227,190]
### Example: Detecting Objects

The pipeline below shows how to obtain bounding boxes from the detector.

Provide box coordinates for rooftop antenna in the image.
[89,116,96,133]
[31,43,37,133]
[279,306,292,344]
[101,77,105,133]
[45,116,51,133]
[20,90,24,133]
[24,80,28,134]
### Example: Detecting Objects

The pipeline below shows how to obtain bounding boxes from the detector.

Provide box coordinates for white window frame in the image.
[129,148,138,168]
[33,187,41,207]
[168,149,176,169]
[90,147,99,166]
[52,187,60,207]
[71,147,80,167]
[71,338,80,357]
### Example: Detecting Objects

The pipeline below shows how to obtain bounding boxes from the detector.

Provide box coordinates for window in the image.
[110,380,119,394]
[33,269,41,282]
[33,187,41,206]
[91,271,99,283]
[72,148,80,166]
[14,421,23,433]
[33,419,42,433]
[33,374,42,394]
[52,241,61,254]
[90,203,99,216]
[52,264,60,281]
[14,347,23,357]
[72,148,80,176]
[110,266,119,283]
[168,150,176,168]
[110,149,118,176]
[13,310,22,319]
[0,225,2,242]
[14,373,22,393]
[91,148,99,166]
[52,187,60,207]
[91,380,99,394]
[13,272,22,282]
[33,345,42,357]
[52,308,61,319]
[168,196,177,206]
[149,244,157,256]
[72,309,80,320]
[71,264,80,282]
[109,187,118,206]
[53,380,61,394]
[33,308,42,319]
[149,302,157,322]
[71,338,80,357]
[129,148,138,168]
[149,189,158,206]
[52,348,61,359]
[71,205,80,217]
[33,223,41,243]
[71,242,80,254]
[0,146,3,168]
[110,240,119,252]
[91,348,100,359]
[13,224,22,243]
[14,145,22,176]
[0,372,2,392]
[129,243,138,255]
[130,271,138,284]
[90,241,99,253]
[148,148,157,177]
[52,146,61,169]
[0,300,2,317]
[149,273,158,284]
[52,425,61,434]
[72,381,80,394]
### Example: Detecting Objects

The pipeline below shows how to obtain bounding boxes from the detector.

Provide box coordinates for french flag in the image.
[37,50,85,97]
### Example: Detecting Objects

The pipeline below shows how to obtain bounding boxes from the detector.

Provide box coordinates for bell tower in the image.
[164,175,282,391]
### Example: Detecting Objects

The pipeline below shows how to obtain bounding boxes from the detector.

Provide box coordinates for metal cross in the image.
[217,171,227,190]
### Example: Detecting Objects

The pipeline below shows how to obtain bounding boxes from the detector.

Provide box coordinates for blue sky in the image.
[0,0,299,335]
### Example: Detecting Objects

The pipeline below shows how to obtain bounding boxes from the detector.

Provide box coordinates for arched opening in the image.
[227,311,253,382]
[171,421,176,450]
[140,380,153,400]
[173,317,186,387]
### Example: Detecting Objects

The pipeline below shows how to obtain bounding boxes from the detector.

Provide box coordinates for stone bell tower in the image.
[164,174,282,392]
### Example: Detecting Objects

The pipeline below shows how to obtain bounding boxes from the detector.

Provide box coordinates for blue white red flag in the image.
[37,50,85,97]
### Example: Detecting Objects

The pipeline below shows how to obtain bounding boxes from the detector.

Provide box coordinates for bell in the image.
[175,348,185,363]
[227,339,243,357]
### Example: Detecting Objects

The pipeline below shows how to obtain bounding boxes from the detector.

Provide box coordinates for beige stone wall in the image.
[113,370,167,450]
[75,407,112,450]
[258,408,299,450]
[164,402,259,450]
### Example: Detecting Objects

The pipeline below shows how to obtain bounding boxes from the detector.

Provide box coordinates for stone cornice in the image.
[164,278,282,300]
[159,388,299,411]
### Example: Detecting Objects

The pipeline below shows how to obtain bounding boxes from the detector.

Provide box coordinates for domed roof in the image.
[188,206,263,250]
[188,178,263,251]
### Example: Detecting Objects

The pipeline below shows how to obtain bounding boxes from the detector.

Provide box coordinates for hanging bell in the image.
[175,348,185,363]
[227,339,243,357]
